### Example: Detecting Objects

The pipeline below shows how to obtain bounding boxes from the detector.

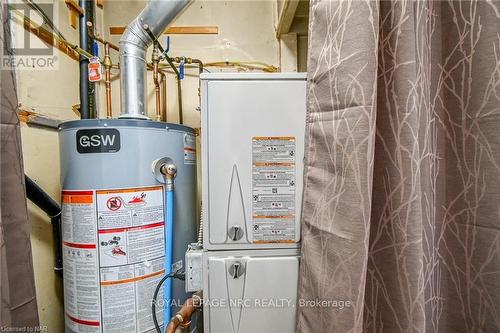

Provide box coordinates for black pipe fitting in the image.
[25,175,63,276]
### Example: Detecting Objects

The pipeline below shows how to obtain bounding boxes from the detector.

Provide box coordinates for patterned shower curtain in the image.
[1,2,39,327]
[298,1,500,332]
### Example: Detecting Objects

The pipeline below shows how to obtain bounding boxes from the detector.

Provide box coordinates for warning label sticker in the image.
[252,137,296,243]
[184,133,196,165]
[62,186,167,333]
[62,190,101,332]
[99,257,165,332]
[96,186,165,268]
[96,186,164,231]
[96,185,166,332]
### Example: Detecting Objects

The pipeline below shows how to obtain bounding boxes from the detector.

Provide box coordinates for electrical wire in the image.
[205,61,278,72]
[12,2,94,60]
[152,270,185,333]
[13,4,276,75]
[156,61,278,74]
[17,0,279,76]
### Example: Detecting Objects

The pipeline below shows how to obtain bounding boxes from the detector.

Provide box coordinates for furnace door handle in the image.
[228,226,244,241]
[228,262,245,279]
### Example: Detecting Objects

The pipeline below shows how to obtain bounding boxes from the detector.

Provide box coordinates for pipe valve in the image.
[160,163,177,179]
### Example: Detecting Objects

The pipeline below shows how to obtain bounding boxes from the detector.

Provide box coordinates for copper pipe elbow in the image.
[166,292,202,333]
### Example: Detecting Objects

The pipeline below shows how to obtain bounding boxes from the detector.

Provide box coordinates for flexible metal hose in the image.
[197,204,203,246]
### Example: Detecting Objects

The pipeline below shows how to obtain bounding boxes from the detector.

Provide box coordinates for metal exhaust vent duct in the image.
[119,0,191,119]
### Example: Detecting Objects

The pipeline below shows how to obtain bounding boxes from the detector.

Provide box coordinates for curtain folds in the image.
[298,1,500,332]
[0,2,39,327]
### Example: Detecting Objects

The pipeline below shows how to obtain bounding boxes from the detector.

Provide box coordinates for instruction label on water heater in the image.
[95,186,166,332]
[62,190,101,332]
[252,137,296,243]
[62,186,167,333]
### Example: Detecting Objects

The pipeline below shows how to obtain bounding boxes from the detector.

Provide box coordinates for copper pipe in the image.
[176,76,183,124]
[159,71,167,121]
[163,56,183,124]
[152,44,161,121]
[87,22,119,51]
[153,62,161,121]
[173,56,204,74]
[166,292,202,333]
[190,58,204,74]
[104,43,112,118]
[171,57,203,120]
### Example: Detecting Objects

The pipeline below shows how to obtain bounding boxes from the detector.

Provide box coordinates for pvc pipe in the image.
[164,184,175,329]
[78,0,95,119]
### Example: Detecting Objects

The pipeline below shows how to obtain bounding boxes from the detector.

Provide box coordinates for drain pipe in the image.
[119,0,191,119]
[25,175,63,276]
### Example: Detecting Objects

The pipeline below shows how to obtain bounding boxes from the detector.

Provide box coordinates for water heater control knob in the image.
[228,225,244,241]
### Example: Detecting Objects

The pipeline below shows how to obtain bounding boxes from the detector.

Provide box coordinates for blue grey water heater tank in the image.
[59,1,194,331]
[59,119,197,332]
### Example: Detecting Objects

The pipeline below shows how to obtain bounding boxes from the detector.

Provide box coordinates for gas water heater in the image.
[59,120,197,332]
[59,0,195,332]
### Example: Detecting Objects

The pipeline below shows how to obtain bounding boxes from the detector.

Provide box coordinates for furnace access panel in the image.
[201,73,307,250]
[203,249,300,333]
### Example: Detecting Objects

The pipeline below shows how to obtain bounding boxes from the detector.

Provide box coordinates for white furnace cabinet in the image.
[200,73,307,250]
[203,249,300,333]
